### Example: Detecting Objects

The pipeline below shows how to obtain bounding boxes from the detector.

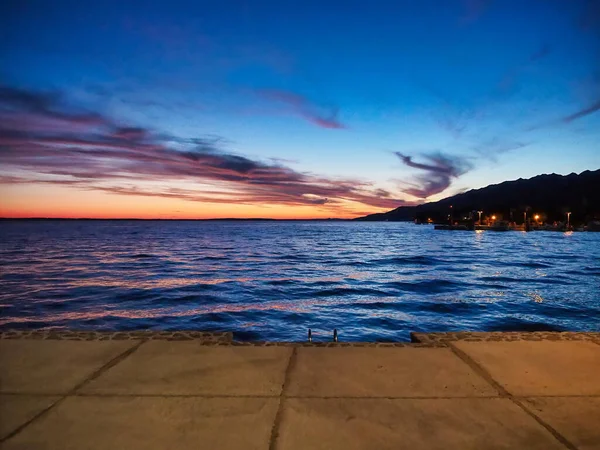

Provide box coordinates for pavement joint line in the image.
[0,339,148,444]
[447,342,578,450]
[71,339,148,393]
[3,392,600,399]
[446,342,511,397]
[69,394,507,400]
[73,393,282,398]
[511,398,578,450]
[268,346,297,450]
[0,395,63,444]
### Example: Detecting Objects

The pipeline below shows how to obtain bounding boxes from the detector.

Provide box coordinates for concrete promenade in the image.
[1,330,599,449]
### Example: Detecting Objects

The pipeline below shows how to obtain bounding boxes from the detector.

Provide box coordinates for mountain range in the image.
[357,169,600,224]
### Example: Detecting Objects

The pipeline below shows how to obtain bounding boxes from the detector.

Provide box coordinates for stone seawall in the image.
[1,329,599,346]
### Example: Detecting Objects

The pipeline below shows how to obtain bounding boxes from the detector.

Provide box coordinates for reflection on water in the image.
[0,220,599,341]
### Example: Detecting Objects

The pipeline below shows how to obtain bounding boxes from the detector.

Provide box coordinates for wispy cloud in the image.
[526,96,600,131]
[497,43,552,93]
[257,89,346,129]
[0,85,400,213]
[472,138,530,162]
[0,85,109,131]
[395,152,473,199]
[460,0,492,24]
[562,98,600,123]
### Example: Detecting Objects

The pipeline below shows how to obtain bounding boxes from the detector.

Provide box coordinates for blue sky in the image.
[1,0,599,218]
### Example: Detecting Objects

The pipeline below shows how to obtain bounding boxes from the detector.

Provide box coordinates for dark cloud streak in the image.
[257,89,346,129]
[0,85,400,213]
[562,99,600,123]
[394,152,473,199]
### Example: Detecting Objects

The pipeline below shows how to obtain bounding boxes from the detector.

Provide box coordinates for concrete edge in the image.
[2,330,599,346]
[410,331,600,344]
[0,330,233,343]
[0,330,445,347]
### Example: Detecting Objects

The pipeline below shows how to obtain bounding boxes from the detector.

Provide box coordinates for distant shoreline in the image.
[0,217,352,221]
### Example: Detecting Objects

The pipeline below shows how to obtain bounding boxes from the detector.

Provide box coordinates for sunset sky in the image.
[1,0,599,219]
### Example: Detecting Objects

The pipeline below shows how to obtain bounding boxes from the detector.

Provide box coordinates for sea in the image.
[1,220,599,341]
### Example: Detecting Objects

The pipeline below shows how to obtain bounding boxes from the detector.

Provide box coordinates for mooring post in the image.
[333,328,338,342]
[308,328,312,342]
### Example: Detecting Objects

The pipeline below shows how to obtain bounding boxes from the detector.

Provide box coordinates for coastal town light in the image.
[491,215,496,220]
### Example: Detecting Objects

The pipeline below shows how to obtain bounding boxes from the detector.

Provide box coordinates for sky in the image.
[1,0,599,219]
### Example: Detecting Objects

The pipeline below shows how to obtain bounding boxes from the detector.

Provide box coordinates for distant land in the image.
[3,170,599,223]
[357,169,600,224]
[0,217,348,221]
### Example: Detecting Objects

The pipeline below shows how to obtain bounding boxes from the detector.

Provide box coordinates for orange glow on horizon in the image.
[0,184,387,220]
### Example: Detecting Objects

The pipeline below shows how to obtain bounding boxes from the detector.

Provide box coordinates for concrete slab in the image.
[0,340,138,394]
[453,340,600,396]
[80,341,292,395]
[1,396,278,450]
[276,398,566,450]
[0,395,60,440]
[286,347,497,397]
[522,397,600,450]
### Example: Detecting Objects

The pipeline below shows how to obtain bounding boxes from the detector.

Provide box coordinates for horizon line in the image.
[0,217,355,221]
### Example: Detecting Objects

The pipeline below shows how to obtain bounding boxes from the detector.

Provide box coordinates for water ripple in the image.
[0,220,599,341]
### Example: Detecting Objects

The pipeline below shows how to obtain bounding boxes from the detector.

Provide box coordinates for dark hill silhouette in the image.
[357,169,600,224]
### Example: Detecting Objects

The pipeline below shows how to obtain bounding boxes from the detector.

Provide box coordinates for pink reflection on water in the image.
[65,275,369,290]
[0,295,416,325]
[66,277,253,289]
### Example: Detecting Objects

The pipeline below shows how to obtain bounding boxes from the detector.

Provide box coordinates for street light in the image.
[477,211,483,225]
[566,212,571,228]
[534,214,540,221]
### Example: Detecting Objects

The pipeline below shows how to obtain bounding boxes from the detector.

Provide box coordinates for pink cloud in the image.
[257,88,346,129]
[0,85,399,214]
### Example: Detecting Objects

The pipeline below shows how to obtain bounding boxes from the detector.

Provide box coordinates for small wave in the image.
[275,254,311,261]
[195,255,227,261]
[372,255,439,266]
[312,287,388,297]
[345,301,396,310]
[385,279,467,293]
[478,275,572,285]
[533,277,573,285]
[360,316,408,328]
[128,253,155,259]
[164,294,222,304]
[542,254,580,260]
[564,267,600,277]
[485,319,566,332]
[47,254,72,260]
[417,301,487,313]
[478,276,520,283]
[41,301,71,310]
[497,261,553,269]
[0,273,33,281]
[265,279,296,286]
